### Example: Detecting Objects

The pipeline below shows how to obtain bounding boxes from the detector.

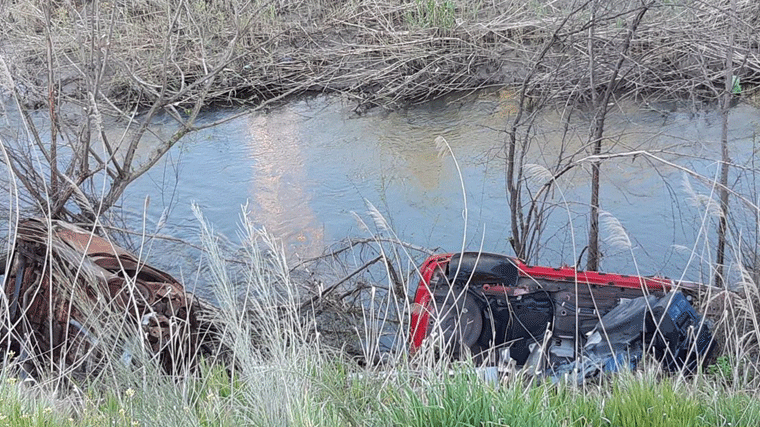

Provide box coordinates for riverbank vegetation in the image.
[0,213,758,426]
[2,0,759,110]
[2,361,760,426]
[0,193,757,427]
[2,0,760,425]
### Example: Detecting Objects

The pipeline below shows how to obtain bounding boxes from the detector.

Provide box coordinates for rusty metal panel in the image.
[2,219,201,376]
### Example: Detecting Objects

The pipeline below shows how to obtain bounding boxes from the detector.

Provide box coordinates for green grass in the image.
[2,362,758,427]
[406,0,458,29]
[379,369,558,427]
[0,375,74,427]
[602,375,705,426]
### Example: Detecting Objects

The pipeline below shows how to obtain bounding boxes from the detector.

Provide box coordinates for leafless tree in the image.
[715,0,738,287]
[505,0,653,267]
[585,0,653,271]
[0,0,255,223]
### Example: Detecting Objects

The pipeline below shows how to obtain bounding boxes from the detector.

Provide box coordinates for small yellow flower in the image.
[5,378,16,385]
[43,407,52,414]
[125,388,135,398]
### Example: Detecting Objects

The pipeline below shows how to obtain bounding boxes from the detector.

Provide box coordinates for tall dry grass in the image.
[1,0,758,112]
[0,188,758,425]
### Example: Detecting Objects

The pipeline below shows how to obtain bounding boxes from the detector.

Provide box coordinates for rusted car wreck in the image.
[410,252,715,379]
[2,219,210,376]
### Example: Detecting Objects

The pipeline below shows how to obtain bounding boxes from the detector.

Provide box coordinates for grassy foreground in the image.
[1,354,759,426]
[0,212,757,427]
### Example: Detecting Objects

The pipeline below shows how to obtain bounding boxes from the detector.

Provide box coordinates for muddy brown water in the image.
[4,91,760,296]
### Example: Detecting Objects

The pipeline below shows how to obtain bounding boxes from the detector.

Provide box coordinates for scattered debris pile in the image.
[549,291,714,382]
[410,252,717,381]
[1,219,215,376]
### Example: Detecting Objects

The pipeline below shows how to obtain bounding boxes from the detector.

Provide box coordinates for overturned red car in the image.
[410,252,713,374]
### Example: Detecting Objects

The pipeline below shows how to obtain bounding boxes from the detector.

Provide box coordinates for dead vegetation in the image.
[1,0,758,113]
[0,0,758,227]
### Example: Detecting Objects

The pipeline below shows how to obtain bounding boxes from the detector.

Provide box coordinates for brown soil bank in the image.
[2,0,759,113]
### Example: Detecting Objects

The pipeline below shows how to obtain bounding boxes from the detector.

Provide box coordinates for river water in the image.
[117,91,759,287]
[2,91,759,292]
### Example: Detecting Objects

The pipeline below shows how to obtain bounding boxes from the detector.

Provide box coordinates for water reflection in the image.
[245,109,324,259]
[99,93,760,283]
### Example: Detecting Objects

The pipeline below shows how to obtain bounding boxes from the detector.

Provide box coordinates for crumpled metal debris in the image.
[548,291,714,382]
[410,252,717,381]
[2,219,203,376]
